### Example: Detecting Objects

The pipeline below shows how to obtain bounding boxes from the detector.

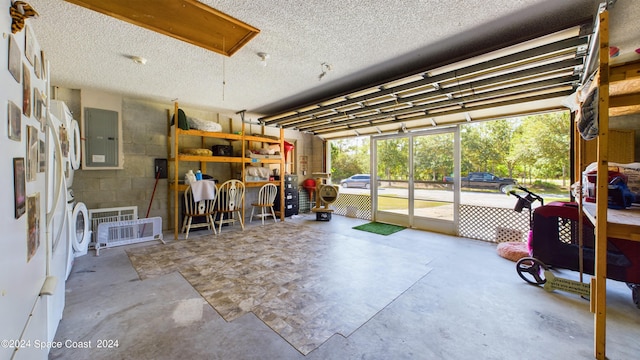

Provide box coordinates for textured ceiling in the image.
[26,0,638,133]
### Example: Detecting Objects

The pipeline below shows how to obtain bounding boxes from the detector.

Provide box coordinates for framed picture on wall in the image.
[26,192,40,263]
[40,50,47,79]
[13,158,26,219]
[34,52,41,79]
[25,25,35,66]
[38,140,45,173]
[22,62,31,117]
[34,89,45,130]
[26,125,38,182]
[8,34,21,82]
[8,101,21,141]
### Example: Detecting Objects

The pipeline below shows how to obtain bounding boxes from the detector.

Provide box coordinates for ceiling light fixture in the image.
[257,52,270,66]
[131,56,147,65]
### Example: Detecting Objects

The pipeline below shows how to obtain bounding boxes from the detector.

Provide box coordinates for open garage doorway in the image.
[331,111,572,239]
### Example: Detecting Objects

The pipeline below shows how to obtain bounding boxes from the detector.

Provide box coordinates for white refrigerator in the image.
[1,3,67,359]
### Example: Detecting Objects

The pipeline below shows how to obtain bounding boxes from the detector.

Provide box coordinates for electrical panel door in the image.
[84,107,119,167]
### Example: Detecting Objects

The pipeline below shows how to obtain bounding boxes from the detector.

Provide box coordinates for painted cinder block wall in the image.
[54,88,324,230]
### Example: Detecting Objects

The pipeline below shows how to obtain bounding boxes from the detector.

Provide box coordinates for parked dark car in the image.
[443,172,516,193]
[340,174,380,189]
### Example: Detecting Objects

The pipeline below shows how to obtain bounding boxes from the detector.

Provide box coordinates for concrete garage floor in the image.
[50,214,640,360]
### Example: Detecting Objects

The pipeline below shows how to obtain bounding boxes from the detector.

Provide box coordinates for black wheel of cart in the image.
[629,284,640,309]
[516,257,549,285]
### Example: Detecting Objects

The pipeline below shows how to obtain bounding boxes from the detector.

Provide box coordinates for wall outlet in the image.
[154,158,168,179]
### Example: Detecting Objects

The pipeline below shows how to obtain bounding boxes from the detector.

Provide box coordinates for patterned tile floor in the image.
[127,221,432,354]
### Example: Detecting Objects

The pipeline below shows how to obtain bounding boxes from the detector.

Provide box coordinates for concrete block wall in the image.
[72,98,170,222]
[54,88,326,231]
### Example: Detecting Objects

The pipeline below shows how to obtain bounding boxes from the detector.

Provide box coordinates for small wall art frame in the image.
[8,100,21,141]
[13,157,26,219]
[22,62,31,117]
[26,125,38,182]
[38,140,45,173]
[27,192,40,262]
[8,34,21,82]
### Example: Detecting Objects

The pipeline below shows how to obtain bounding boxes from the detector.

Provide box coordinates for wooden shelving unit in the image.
[575,8,640,360]
[167,102,285,240]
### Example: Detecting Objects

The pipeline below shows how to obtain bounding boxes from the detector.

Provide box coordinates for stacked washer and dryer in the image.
[49,100,90,279]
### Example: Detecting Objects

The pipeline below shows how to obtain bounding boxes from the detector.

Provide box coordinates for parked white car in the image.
[340,174,380,189]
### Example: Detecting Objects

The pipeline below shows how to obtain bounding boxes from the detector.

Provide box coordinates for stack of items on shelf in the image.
[182,148,213,156]
[578,162,639,209]
[187,116,222,132]
[245,147,282,159]
[244,167,270,182]
[172,107,223,133]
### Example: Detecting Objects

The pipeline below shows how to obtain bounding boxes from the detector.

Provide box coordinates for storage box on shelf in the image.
[167,102,285,239]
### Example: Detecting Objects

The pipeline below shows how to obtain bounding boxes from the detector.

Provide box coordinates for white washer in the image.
[68,189,91,258]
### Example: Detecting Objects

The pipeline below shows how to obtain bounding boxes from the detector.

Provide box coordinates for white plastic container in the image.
[185,170,196,185]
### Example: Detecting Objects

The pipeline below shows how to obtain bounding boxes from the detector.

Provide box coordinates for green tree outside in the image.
[329,111,570,188]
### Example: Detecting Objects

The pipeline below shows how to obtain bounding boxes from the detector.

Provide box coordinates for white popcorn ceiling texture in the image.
[27,0,638,122]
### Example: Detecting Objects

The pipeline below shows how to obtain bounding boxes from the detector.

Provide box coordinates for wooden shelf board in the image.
[582,203,640,242]
[246,158,283,164]
[245,181,281,188]
[178,154,242,163]
[176,127,243,140]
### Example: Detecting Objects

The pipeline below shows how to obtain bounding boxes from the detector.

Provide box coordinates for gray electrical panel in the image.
[85,107,119,167]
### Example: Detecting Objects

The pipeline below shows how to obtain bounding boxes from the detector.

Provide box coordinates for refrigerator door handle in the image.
[46,112,64,228]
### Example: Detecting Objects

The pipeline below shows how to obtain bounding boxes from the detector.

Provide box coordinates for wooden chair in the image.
[181,184,217,239]
[250,183,278,224]
[214,180,245,233]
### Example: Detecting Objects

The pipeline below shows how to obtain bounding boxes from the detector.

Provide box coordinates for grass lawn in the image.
[377,195,448,211]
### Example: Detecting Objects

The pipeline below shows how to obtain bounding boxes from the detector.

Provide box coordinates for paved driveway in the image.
[338,186,566,209]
